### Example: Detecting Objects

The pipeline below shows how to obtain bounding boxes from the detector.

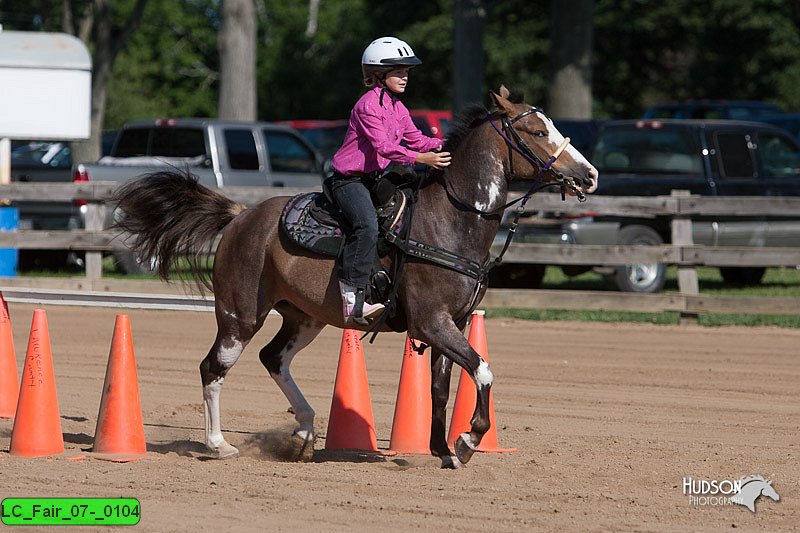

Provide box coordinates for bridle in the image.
[442,107,586,222]
[490,106,587,204]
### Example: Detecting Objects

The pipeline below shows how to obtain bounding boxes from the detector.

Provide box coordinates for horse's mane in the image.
[443,103,488,154]
[443,89,526,154]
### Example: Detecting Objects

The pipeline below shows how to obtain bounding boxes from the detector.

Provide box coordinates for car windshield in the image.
[593,127,703,174]
[11,142,71,168]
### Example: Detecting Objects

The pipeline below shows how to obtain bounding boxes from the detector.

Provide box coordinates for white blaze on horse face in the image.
[474,359,493,390]
[537,111,598,189]
[474,154,504,212]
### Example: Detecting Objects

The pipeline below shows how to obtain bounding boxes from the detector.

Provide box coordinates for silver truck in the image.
[69,119,325,272]
[75,118,324,189]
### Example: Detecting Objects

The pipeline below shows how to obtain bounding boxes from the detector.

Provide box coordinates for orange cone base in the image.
[0,403,16,419]
[89,452,150,463]
[474,445,516,454]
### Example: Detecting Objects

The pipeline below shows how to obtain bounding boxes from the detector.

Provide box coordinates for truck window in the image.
[223,129,260,170]
[758,132,800,177]
[592,128,701,173]
[262,130,318,173]
[715,133,755,178]
[150,128,206,157]
[114,128,150,157]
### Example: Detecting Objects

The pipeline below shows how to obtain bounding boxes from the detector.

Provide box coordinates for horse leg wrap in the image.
[454,432,478,464]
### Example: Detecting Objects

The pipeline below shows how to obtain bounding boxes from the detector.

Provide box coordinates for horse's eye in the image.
[533,131,547,138]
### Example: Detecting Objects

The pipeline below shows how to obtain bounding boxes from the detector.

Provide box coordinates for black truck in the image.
[496,119,800,292]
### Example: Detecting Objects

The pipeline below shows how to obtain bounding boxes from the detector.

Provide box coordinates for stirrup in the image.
[340,280,384,325]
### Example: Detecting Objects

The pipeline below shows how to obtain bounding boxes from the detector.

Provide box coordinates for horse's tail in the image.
[111,169,247,292]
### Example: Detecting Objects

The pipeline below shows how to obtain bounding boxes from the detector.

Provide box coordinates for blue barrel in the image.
[0,207,19,277]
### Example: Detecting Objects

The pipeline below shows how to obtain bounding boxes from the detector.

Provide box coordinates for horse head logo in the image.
[730,476,780,512]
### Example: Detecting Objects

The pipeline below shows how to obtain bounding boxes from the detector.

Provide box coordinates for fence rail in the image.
[2,182,799,319]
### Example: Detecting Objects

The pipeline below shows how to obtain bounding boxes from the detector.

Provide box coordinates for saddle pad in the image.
[280,192,343,257]
[280,188,410,258]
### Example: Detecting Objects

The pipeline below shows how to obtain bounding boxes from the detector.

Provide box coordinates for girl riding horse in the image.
[331,36,451,325]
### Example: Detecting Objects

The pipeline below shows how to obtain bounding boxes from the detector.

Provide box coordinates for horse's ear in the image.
[490,88,516,116]
[499,85,511,98]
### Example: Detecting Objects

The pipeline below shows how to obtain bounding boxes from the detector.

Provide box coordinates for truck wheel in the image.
[719,267,766,285]
[113,250,156,275]
[488,264,546,289]
[608,225,666,293]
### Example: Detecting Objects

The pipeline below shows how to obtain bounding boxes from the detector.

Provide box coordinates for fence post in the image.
[670,190,698,324]
[84,201,106,279]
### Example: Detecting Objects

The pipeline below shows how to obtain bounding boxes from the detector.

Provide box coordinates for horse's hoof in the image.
[208,441,239,459]
[440,455,465,470]
[290,430,315,462]
[454,433,478,465]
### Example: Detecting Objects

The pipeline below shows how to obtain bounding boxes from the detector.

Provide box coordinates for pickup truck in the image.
[494,119,800,292]
[76,118,324,189]
[37,119,323,272]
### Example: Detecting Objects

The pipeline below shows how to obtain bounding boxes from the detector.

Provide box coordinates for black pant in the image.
[330,173,379,288]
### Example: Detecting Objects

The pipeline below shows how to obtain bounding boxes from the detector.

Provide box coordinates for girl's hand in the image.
[416,151,451,169]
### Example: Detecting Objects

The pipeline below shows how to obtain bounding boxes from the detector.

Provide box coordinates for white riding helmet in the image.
[361,36,422,81]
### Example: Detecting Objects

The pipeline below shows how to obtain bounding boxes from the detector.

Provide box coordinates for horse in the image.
[112,86,598,469]
[730,476,780,512]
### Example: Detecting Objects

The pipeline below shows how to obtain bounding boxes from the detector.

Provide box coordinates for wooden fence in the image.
[2,182,800,318]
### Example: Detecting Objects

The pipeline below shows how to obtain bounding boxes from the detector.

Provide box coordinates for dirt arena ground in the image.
[1,302,798,532]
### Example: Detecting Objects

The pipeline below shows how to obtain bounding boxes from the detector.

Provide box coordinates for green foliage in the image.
[3,0,800,125]
[484,1,550,107]
[105,0,219,127]
[593,0,800,117]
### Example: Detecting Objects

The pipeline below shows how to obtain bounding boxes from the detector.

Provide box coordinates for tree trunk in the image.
[69,0,148,164]
[548,0,594,119]
[453,0,486,113]
[218,0,257,121]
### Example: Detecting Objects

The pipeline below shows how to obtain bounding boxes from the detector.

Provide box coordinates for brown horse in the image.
[112,86,598,468]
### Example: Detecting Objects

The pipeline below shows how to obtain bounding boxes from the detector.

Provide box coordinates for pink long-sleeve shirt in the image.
[331,86,443,175]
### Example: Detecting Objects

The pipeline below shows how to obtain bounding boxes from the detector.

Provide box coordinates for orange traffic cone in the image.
[9,309,64,457]
[0,293,19,418]
[92,315,147,462]
[388,337,432,454]
[325,329,378,451]
[447,310,516,453]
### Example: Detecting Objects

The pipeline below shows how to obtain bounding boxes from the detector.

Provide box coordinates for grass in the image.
[486,265,800,328]
[15,259,800,329]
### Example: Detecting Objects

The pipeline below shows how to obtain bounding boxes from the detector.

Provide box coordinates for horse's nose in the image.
[582,166,599,193]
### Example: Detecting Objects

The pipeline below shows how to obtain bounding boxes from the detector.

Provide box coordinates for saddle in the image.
[279,173,412,301]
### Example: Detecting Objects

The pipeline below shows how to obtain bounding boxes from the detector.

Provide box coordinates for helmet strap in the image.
[375,72,401,105]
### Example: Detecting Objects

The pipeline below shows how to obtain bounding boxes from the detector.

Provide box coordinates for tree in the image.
[453,0,486,112]
[547,0,594,118]
[592,0,800,118]
[65,0,149,163]
[218,0,256,120]
[105,0,219,127]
